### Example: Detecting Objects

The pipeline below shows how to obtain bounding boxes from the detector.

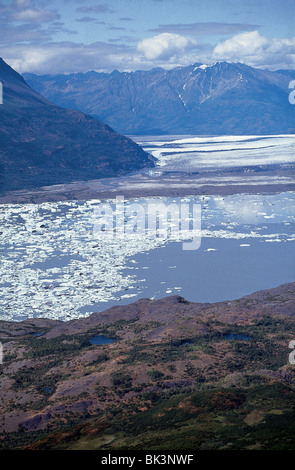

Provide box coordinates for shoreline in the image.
[0,168,294,204]
[0,281,293,331]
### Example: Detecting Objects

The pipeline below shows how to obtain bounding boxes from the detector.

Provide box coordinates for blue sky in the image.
[0,0,294,73]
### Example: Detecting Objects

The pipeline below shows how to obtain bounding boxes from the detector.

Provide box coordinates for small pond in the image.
[89,334,115,345]
[224,333,252,341]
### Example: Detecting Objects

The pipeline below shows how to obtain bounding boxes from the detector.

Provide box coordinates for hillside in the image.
[0,58,154,192]
[0,282,294,450]
[24,62,295,135]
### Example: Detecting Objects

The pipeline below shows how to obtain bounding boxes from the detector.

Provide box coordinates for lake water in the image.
[224,334,252,341]
[89,334,115,345]
[0,135,294,322]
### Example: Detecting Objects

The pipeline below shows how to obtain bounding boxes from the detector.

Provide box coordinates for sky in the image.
[0,0,294,74]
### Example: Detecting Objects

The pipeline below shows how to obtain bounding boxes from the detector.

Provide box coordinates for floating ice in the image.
[143,134,295,172]
[0,139,294,322]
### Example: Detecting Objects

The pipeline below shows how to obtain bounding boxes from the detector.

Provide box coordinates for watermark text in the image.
[93,196,201,250]
[288,80,295,104]
[289,340,295,364]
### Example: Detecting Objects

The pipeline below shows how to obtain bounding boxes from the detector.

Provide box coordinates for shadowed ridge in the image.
[0,58,154,193]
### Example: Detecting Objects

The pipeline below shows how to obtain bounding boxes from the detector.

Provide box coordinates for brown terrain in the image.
[0,282,294,450]
[0,167,294,204]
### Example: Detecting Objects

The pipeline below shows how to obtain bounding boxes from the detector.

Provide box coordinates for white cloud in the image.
[213,31,295,69]
[12,7,59,23]
[2,25,294,75]
[137,33,198,61]
[0,0,61,24]
[3,42,140,74]
[214,31,267,58]
[14,0,30,7]
[2,32,209,75]
[9,48,58,73]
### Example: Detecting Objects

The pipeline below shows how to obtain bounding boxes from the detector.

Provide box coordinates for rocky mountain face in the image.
[24,62,295,135]
[0,58,154,192]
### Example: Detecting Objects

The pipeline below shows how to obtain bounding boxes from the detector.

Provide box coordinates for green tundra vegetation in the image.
[0,295,294,450]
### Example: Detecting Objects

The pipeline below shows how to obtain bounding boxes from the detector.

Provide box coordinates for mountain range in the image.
[0,58,153,193]
[24,62,295,135]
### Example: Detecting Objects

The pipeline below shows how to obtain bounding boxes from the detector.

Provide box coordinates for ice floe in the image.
[0,188,294,321]
[142,134,295,172]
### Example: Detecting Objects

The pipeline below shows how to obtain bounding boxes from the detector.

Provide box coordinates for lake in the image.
[89,335,115,345]
[0,135,294,322]
[224,334,252,341]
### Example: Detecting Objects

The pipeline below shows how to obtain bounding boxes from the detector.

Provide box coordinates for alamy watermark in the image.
[0,81,2,105]
[289,340,295,364]
[93,196,201,250]
[288,80,295,104]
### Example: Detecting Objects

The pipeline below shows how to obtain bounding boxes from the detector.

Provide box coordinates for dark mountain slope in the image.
[0,58,153,192]
[24,62,295,135]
